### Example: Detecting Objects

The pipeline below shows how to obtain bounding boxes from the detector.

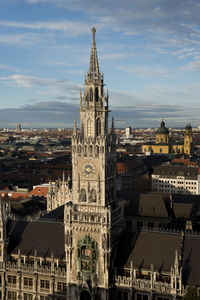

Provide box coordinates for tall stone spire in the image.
[88,27,100,79]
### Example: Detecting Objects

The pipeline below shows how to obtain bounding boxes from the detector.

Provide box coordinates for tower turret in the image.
[66,28,116,300]
[79,27,109,139]
[156,120,169,144]
[184,123,192,155]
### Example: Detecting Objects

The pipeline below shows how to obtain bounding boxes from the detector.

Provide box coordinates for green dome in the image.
[157,120,169,134]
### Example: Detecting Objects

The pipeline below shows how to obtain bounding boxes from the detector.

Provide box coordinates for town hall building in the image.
[0,28,200,300]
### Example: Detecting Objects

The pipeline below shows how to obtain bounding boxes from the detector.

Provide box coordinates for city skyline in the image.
[0,0,200,128]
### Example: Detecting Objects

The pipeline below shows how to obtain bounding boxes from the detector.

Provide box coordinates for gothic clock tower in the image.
[65,28,116,300]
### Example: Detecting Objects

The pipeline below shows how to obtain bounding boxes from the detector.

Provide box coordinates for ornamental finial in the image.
[92,27,96,42]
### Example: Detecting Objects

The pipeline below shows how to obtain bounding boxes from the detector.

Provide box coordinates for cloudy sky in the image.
[0,0,200,128]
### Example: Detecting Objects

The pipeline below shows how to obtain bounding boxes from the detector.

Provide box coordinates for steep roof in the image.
[182,234,200,285]
[116,230,182,272]
[8,220,65,259]
[173,202,193,219]
[41,205,64,221]
[29,186,48,197]
[153,164,198,178]
[138,193,169,218]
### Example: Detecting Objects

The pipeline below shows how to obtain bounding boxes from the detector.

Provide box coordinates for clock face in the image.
[82,162,96,178]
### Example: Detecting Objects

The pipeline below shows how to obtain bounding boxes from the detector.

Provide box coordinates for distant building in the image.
[152,164,200,195]
[58,128,65,132]
[16,123,21,131]
[125,126,132,138]
[142,121,193,155]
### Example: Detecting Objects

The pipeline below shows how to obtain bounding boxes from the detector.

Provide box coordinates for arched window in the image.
[78,145,81,153]
[96,118,101,136]
[87,118,92,136]
[95,145,99,155]
[89,145,93,153]
[95,87,98,102]
[102,233,106,249]
[89,88,93,102]
[67,231,70,246]
[80,189,86,202]
[84,145,87,153]
[90,189,96,202]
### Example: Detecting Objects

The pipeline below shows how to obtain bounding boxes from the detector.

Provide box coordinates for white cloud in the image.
[0,33,41,46]
[0,74,82,103]
[118,65,171,79]
[0,20,91,36]
[0,64,10,70]
[26,0,49,3]
[180,59,200,72]
[8,74,82,93]
[0,64,19,72]
[0,99,198,128]
[101,52,135,61]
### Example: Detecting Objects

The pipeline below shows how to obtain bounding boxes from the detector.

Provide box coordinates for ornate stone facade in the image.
[47,173,72,212]
[65,27,116,300]
[0,27,199,300]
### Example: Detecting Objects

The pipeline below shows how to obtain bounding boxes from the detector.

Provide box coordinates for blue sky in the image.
[0,0,200,128]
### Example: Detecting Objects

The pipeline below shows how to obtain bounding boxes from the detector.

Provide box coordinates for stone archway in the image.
[80,290,91,300]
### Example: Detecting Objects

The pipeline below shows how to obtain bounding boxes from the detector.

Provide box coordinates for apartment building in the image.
[152,164,200,194]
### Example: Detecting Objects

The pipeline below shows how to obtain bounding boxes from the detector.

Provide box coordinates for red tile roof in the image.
[29,186,48,197]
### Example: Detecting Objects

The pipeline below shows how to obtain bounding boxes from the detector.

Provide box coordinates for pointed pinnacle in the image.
[67,172,71,182]
[62,171,65,182]
[175,249,179,267]
[88,27,99,77]
[111,117,115,132]
[73,117,77,129]
[92,27,96,46]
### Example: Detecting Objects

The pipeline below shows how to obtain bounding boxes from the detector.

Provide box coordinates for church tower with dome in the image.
[142,120,192,155]
[155,120,169,144]
[184,124,193,155]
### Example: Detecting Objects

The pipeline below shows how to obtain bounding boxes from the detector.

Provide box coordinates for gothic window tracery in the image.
[89,88,93,102]
[96,118,101,136]
[78,145,81,153]
[95,145,99,155]
[89,189,96,202]
[87,118,92,136]
[102,233,106,250]
[80,189,86,202]
[95,87,98,102]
